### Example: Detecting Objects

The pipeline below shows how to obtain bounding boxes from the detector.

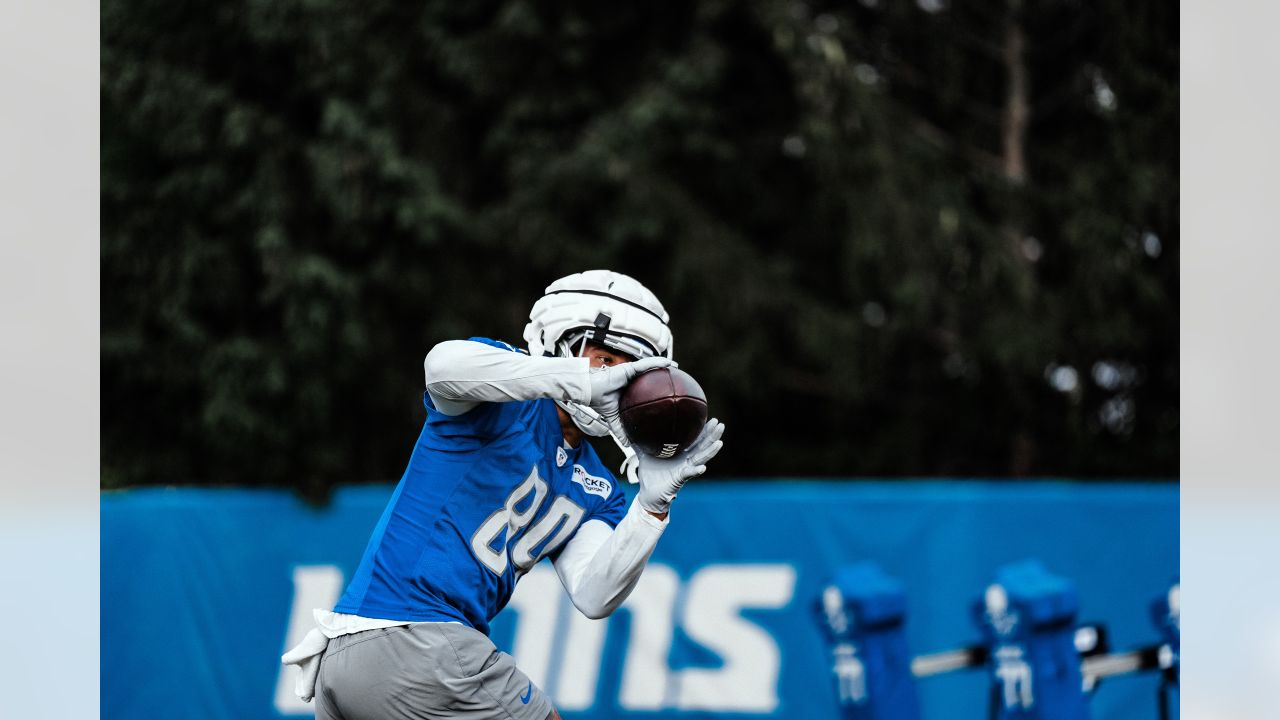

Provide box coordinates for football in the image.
[619,367,709,459]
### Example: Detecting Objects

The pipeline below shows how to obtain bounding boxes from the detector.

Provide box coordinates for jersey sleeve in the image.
[590,468,628,529]
[419,392,528,446]
[465,337,525,353]
[550,500,668,620]
[418,340,536,444]
[423,337,592,415]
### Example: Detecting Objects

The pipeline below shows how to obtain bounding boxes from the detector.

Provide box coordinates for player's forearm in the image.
[553,503,667,619]
[424,340,592,415]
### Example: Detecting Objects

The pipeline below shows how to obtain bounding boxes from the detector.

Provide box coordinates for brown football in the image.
[619,367,709,459]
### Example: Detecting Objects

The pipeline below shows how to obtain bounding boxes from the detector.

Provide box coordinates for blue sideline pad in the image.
[102,480,1177,720]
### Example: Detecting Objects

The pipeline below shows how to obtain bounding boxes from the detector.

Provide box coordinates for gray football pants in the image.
[315,623,554,720]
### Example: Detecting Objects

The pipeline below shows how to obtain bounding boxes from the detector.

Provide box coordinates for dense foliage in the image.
[102,0,1178,502]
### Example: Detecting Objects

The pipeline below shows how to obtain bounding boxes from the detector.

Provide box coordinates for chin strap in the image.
[555,399,612,437]
[554,399,641,483]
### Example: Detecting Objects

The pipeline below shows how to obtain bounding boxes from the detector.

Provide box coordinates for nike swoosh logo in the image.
[520,680,533,704]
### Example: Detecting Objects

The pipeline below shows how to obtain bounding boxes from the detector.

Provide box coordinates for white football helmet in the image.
[524,270,673,446]
[524,270,673,361]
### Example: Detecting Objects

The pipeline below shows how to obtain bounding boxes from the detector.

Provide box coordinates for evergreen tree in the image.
[102,0,1178,501]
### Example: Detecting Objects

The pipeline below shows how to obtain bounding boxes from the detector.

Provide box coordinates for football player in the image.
[282,270,725,720]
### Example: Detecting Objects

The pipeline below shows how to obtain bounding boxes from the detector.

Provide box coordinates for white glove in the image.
[634,418,725,514]
[281,627,330,702]
[587,356,674,436]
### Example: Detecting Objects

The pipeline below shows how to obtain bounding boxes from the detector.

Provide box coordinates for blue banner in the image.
[101,481,1177,720]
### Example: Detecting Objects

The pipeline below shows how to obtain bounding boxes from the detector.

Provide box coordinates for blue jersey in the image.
[334,338,628,635]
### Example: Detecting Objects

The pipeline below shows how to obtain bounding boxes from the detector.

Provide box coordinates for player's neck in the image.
[556,407,583,448]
